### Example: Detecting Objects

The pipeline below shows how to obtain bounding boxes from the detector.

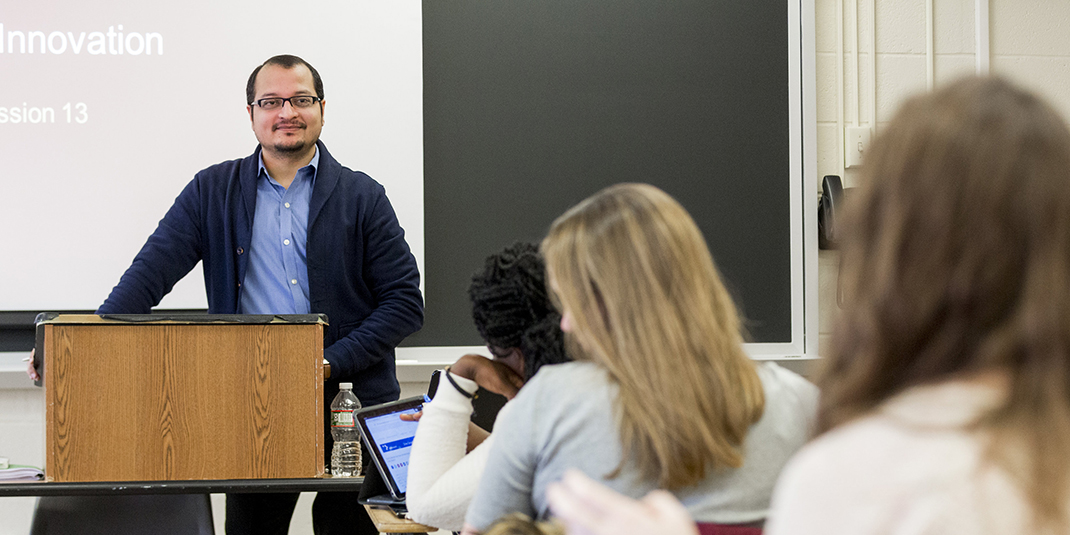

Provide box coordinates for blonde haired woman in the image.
[461,183,817,533]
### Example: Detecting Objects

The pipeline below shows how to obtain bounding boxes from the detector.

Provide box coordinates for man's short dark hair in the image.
[246,54,325,104]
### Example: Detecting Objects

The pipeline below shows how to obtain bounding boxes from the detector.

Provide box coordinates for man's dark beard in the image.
[272,140,308,154]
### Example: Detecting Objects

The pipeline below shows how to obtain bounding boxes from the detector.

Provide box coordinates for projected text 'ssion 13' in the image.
[0,103,88,124]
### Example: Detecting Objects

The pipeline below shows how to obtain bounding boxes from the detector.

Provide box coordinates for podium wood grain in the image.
[43,322,324,482]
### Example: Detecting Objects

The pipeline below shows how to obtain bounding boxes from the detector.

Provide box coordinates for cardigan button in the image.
[237,247,244,255]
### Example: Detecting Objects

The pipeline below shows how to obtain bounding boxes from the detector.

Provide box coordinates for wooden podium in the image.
[35,314,327,483]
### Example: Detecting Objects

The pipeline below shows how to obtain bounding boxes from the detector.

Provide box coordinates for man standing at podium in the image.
[97,54,424,534]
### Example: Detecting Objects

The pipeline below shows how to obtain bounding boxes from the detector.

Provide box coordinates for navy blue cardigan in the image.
[98,141,424,405]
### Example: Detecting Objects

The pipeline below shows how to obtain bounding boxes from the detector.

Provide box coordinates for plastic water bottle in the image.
[330,382,362,477]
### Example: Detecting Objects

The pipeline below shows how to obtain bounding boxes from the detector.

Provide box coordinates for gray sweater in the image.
[465,361,818,529]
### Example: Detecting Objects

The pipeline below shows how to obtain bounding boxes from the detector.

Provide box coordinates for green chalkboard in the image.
[411,0,793,347]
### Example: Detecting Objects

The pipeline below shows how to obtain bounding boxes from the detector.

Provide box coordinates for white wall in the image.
[6,2,1070,533]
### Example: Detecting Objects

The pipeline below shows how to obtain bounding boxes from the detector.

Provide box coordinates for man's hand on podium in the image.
[25,348,39,382]
[324,359,331,379]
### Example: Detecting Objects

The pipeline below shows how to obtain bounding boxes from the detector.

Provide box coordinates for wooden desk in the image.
[364,504,436,534]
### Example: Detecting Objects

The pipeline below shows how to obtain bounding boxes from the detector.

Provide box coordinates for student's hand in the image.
[547,470,699,535]
[399,411,423,422]
[449,354,524,399]
[26,348,39,382]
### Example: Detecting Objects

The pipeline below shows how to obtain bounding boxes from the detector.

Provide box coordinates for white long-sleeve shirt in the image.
[405,371,512,531]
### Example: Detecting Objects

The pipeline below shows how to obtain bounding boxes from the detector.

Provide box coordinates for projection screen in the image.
[1,0,424,311]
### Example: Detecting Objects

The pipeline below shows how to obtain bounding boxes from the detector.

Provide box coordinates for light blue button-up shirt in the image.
[239,148,319,314]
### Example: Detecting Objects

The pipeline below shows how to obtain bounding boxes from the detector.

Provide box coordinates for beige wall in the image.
[814,0,1070,356]
[4,3,1070,533]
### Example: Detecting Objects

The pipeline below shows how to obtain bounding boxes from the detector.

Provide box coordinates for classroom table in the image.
[0,480,435,535]
[0,476,362,496]
[0,477,369,534]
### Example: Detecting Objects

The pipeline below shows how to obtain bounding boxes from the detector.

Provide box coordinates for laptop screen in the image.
[355,396,427,498]
[363,408,420,493]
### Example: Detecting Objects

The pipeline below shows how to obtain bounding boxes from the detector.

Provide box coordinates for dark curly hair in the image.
[469,242,569,380]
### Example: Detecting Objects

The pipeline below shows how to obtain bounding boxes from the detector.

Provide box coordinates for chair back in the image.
[31,494,214,535]
[696,521,763,535]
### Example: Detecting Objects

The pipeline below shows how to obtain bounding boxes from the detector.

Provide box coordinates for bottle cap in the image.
[340,382,353,390]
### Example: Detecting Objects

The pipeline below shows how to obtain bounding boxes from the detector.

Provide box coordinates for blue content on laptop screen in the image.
[363,407,421,493]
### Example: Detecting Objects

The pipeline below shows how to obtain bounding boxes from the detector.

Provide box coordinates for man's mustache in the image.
[272,121,306,131]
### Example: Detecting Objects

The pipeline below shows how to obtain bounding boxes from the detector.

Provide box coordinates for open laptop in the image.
[355,393,429,514]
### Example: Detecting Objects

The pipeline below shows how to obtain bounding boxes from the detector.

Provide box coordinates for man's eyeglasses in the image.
[250,96,322,110]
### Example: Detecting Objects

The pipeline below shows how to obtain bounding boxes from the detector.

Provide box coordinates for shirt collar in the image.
[878,378,1006,429]
[257,145,320,183]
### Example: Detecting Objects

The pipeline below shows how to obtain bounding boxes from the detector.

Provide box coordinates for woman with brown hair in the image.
[461,183,818,533]
[765,76,1070,534]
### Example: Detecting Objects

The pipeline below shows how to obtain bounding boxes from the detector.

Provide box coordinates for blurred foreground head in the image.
[483,513,564,535]
[825,76,1070,530]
